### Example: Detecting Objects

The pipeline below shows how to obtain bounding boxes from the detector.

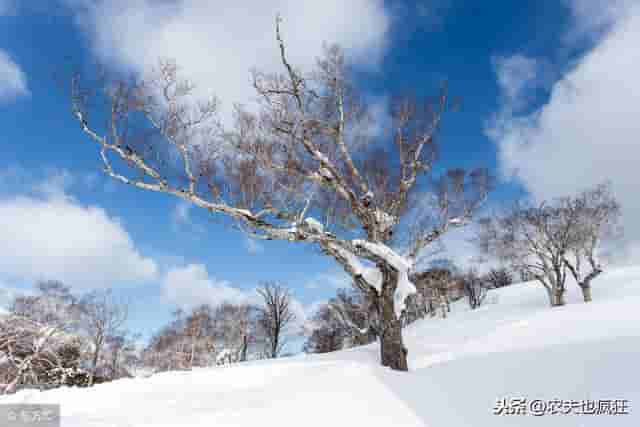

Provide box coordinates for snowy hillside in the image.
[2,267,640,426]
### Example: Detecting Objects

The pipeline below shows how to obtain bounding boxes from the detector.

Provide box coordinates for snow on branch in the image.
[328,243,383,293]
[353,240,416,318]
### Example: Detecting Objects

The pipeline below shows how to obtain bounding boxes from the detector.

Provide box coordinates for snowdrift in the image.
[2,267,640,426]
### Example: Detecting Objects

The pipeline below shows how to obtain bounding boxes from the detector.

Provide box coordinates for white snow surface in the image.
[3,266,640,426]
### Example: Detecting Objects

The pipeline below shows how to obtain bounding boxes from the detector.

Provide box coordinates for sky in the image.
[1,0,638,346]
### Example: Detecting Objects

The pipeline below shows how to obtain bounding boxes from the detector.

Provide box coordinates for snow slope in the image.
[3,267,640,426]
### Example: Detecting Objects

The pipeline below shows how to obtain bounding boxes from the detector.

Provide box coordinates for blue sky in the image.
[1,0,639,345]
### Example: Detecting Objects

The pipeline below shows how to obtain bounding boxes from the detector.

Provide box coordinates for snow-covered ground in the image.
[2,266,640,426]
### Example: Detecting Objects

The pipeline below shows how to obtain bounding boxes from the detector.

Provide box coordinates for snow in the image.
[361,265,383,291]
[215,348,234,366]
[374,209,396,232]
[3,266,640,426]
[448,216,466,225]
[353,240,416,317]
[303,217,324,234]
[318,167,333,180]
[329,243,383,292]
[353,240,412,272]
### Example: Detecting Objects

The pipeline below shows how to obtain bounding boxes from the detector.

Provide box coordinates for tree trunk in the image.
[378,269,409,371]
[188,339,195,369]
[550,288,566,307]
[440,293,449,318]
[240,335,248,362]
[428,297,436,317]
[580,285,592,303]
[3,376,19,395]
[271,333,278,359]
[89,342,101,386]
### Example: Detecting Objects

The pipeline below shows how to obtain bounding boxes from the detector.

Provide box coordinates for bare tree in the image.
[212,302,263,363]
[561,183,621,302]
[142,302,265,372]
[257,282,296,358]
[77,289,128,385]
[460,269,487,309]
[478,185,621,307]
[103,332,140,380]
[142,311,189,372]
[0,314,79,394]
[329,288,378,346]
[0,282,101,392]
[305,286,377,353]
[11,280,78,326]
[410,268,458,319]
[70,19,490,371]
[476,200,582,307]
[482,268,513,289]
[303,305,344,354]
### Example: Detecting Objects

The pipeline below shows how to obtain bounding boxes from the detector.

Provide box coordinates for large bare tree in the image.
[70,19,490,371]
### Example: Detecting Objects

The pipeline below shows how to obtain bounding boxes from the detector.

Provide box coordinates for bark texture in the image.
[378,268,408,371]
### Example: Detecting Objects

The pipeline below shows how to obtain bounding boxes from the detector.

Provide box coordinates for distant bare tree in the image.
[303,305,344,354]
[460,269,487,309]
[329,288,378,346]
[78,289,128,385]
[181,306,211,368]
[212,302,262,363]
[482,268,513,289]
[70,18,490,370]
[410,268,457,319]
[304,285,377,354]
[103,332,139,380]
[561,183,621,302]
[477,184,621,307]
[142,310,188,372]
[476,201,579,307]
[257,282,296,358]
[11,280,78,326]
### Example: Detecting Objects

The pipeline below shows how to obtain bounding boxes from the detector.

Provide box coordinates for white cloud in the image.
[68,0,389,121]
[0,171,157,289]
[488,2,640,264]
[0,50,28,102]
[162,264,256,309]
